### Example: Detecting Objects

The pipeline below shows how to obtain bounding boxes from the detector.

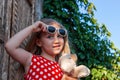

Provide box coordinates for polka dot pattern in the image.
[24,55,63,80]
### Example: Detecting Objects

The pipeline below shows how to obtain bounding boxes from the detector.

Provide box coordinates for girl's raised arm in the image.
[5,21,46,66]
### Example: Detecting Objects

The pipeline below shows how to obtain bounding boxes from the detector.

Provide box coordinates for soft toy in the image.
[58,54,90,80]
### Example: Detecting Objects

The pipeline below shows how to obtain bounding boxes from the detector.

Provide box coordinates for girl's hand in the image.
[31,21,47,32]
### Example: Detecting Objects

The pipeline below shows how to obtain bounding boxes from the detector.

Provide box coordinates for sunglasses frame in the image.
[46,25,67,37]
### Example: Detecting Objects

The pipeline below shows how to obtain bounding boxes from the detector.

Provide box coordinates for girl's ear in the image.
[36,39,42,47]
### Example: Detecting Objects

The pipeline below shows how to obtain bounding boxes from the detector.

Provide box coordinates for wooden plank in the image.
[0,0,13,80]
[8,0,32,80]
[0,0,4,43]
[34,0,43,21]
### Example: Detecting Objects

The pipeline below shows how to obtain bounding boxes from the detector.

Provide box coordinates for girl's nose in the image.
[54,36,59,43]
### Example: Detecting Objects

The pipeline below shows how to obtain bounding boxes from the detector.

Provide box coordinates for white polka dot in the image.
[58,73,61,76]
[40,60,44,63]
[55,75,58,78]
[35,75,39,79]
[44,59,47,61]
[43,75,47,79]
[51,77,55,80]
[37,62,40,65]
[48,73,51,76]
[51,62,53,64]
[33,65,37,69]
[36,68,40,71]
[34,58,37,62]
[27,75,29,78]
[40,56,42,59]
[55,65,57,68]
[52,66,55,69]
[44,69,47,72]
[56,69,58,72]
[58,68,61,71]
[44,63,48,66]
[32,72,36,76]
[40,71,43,75]
[29,77,32,80]
[48,67,51,71]
[29,69,32,73]
[41,65,44,68]
[48,62,51,65]
[52,71,55,74]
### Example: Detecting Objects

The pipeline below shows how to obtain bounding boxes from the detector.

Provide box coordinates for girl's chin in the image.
[53,51,61,55]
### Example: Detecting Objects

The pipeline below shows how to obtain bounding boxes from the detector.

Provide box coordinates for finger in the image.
[42,24,47,32]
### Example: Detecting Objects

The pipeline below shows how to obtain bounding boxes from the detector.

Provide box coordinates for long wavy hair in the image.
[25,18,70,61]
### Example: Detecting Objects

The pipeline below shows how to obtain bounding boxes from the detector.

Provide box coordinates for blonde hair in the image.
[25,18,70,60]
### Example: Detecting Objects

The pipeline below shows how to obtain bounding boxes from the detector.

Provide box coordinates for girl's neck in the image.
[40,52,56,61]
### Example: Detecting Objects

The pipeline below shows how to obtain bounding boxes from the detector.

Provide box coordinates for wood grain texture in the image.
[9,0,32,80]
[0,0,12,80]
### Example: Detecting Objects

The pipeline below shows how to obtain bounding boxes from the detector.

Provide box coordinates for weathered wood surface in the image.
[0,0,43,80]
[0,0,11,80]
[9,0,32,80]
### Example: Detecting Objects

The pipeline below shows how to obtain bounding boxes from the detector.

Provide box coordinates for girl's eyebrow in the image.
[44,33,54,36]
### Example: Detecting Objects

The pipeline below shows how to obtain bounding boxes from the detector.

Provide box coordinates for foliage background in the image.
[42,0,120,80]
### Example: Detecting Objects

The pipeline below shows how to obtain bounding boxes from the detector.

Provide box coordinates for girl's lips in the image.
[53,45,61,48]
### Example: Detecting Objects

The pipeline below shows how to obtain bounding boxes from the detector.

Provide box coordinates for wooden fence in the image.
[0,0,43,80]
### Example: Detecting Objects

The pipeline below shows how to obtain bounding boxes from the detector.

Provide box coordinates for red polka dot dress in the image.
[24,55,63,80]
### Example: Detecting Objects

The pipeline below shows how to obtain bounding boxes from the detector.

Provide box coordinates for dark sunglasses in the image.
[46,25,67,37]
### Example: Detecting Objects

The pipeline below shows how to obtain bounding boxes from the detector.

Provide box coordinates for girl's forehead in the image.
[50,23,61,28]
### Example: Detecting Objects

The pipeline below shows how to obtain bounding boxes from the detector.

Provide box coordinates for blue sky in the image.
[90,0,120,49]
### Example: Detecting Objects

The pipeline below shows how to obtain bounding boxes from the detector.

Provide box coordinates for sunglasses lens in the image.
[47,26,56,33]
[59,29,66,36]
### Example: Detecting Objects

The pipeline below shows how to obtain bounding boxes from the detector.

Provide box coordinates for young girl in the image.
[5,18,77,80]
